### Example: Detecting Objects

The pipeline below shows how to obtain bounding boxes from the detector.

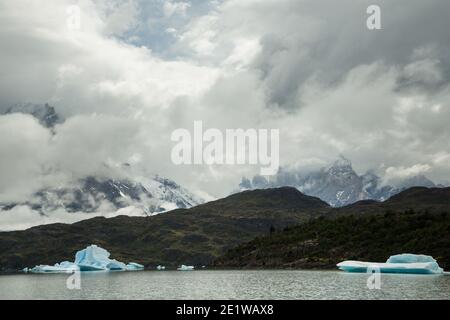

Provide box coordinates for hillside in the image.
[1,186,449,272]
[214,210,450,270]
[0,187,329,271]
[333,187,450,215]
[214,188,450,270]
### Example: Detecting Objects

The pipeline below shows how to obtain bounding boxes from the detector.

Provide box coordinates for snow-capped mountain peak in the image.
[238,158,441,207]
[20,175,203,216]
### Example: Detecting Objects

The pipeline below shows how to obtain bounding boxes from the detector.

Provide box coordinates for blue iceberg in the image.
[337,254,444,274]
[75,245,127,271]
[28,245,145,273]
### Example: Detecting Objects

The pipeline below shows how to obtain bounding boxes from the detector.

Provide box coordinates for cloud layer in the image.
[1,0,450,227]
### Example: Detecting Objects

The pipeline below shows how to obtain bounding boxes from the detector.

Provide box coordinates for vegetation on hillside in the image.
[214,210,450,270]
[0,188,328,272]
[1,187,449,272]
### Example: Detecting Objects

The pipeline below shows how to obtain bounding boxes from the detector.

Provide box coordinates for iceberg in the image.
[177,265,194,271]
[386,254,438,264]
[126,262,145,271]
[28,245,144,273]
[30,261,79,273]
[75,245,127,271]
[337,254,444,275]
[156,265,166,270]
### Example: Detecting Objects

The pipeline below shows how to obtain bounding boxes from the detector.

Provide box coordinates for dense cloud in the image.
[0,0,449,226]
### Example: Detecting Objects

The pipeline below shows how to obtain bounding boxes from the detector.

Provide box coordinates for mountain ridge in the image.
[239,158,441,207]
[0,187,329,271]
[0,186,449,272]
[0,103,204,227]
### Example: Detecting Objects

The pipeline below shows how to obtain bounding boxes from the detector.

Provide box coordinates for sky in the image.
[0,0,450,223]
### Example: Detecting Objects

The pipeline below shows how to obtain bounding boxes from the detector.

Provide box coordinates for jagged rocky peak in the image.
[329,156,353,173]
[238,157,441,207]
[3,102,63,128]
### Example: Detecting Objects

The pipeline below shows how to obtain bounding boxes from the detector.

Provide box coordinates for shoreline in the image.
[0,267,339,275]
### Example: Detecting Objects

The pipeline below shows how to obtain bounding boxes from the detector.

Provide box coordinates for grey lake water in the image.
[0,270,449,300]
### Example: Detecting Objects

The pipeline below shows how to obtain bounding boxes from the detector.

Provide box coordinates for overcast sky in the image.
[1,0,450,206]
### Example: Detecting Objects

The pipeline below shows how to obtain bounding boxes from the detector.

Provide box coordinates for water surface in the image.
[0,270,448,300]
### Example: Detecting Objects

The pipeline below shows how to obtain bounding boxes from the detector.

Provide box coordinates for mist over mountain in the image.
[2,103,63,128]
[0,187,330,271]
[1,186,449,271]
[2,175,202,215]
[239,157,441,207]
[0,103,204,230]
[0,174,203,231]
[0,103,446,230]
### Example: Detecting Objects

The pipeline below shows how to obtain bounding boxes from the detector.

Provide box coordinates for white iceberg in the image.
[156,265,166,270]
[337,254,444,275]
[177,265,194,271]
[30,261,79,273]
[28,245,144,273]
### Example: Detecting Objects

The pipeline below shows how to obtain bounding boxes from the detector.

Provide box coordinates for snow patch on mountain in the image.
[0,175,203,231]
[238,157,441,207]
[0,103,205,230]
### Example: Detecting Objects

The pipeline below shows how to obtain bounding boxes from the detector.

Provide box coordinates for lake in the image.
[0,270,449,300]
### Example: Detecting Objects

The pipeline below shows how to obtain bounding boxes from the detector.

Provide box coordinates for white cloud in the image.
[385,164,432,179]
[0,205,149,231]
[1,0,450,228]
[101,0,141,37]
[163,1,191,18]
[0,114,52,202]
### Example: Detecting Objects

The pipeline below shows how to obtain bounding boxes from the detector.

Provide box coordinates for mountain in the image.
[1,186,449,272]
[2,175,203,217]
[0,187,329,271]
[239,157,439,207]
[214,210,450,270]
[0,103,202,223]
[214,187,450,270]
[333,187,450,215]
[2,103,63,128]
[208,187,329,212]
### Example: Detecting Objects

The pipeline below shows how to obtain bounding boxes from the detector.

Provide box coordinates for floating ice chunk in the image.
[337,254,444,274]
[177,265,194,271]
[126,262,144,271]
[75,245,127,271]
[156,265,166,270]
[30,261,79,273]
[386,254,437,264]
[27,244,143,273]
